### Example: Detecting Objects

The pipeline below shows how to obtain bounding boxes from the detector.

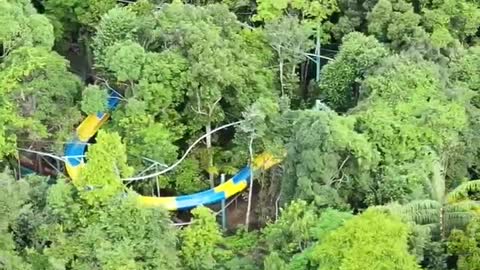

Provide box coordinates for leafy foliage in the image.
[43,0,117,38]
[0,0,54,53]
[262,200,352,267]
[0,47,82,154]
[254,0,338,26]
[316,32,389,111]
[355,55,467,204]
[3,0,480,269]
[311,209,421,270]
[448,217,480,270]
[81,84,108,114]
[179,206,225,270]
[280,108,375,207]
[0,170,31,269]
[77,130,133,205]
[40,180,178,270]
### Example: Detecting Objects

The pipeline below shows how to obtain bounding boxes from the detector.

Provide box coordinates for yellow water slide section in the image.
[77,114,110,142]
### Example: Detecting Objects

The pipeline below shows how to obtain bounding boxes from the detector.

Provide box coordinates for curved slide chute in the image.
[65,92,280,210]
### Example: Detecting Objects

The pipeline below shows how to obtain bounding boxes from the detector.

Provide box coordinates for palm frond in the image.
[447,200,480,214]
[411,209,441,225]
[444,211,473,231]
[403,200,441,211]
[448,180,480,202]
[401,200,441,224]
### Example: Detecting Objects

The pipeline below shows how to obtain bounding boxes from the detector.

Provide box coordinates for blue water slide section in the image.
[64,140,87,166]
[107,90,122,110]
[231,167,252,184]
[173,166,252,210]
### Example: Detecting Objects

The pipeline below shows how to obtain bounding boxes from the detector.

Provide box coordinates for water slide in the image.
[64,91,280,210]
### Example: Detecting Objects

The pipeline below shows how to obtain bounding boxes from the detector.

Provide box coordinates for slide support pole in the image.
[221,173,227,230]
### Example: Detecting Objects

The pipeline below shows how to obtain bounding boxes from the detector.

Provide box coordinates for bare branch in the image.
[208,97,222,118]
[190,105,208,116]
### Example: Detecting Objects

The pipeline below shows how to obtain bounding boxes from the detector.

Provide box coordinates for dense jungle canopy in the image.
[1,0,480,269]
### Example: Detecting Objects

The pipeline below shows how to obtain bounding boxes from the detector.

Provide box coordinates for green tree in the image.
[179,206,227,270]
[280,107,375,208]
[80,84,108,114]
[92,6,140,66]
[450,46,480,95]
[380,160,480,242]
[39,181,179,269]
[77,130,133,205]
[164,158,209,194]
[0,170,31,270]
[315,32,389,111]
[42,0,116,38]
[221,228,260,270]
[0,0,79,159]
[420,0,480,47]
[159,3,275,185]
[262,200,352,267]
[330,0,378,40]
[446,46,480,182]
[253,0,338,26]
[311,209,421,270]
[103,40,146,84]
[367,0,426,50]
[0,46,82,152]
[93,3,276,189]
[264,252,287,270]
[0,0,54,54]
[448,217,480,270]
[110,98,180,171]
[264,16,313,100]
[355,55,467,204]
[262,200,318,257]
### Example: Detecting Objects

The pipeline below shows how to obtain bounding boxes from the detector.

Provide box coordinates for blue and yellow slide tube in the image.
[64,92,280,210]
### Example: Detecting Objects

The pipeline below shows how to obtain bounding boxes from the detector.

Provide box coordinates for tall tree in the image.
[0,0,54,54]
[1,47,82,148]
[420,0,480,47]
[262,200,352,264]
[0,0,82,159]
[42,0,117,39]
[253,0,338,26]
[264,16,313,100]
[354,55,467,205]
[367,0,427,50]
[280,107,375,208]
[315,32,389,111]
[311,209,421,270]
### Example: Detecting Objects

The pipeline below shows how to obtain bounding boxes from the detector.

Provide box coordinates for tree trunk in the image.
[206,121,214,188]
[245,135,254,230]
[440,206,446,240]
[279,56,285,97]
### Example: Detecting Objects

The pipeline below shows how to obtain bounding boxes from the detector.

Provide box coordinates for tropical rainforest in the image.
[1,0,480,269]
